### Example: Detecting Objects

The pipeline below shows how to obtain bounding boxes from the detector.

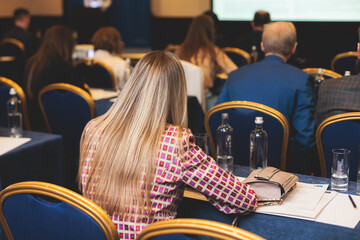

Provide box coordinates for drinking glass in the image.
[331,148,350,192]
[194,133,209,155]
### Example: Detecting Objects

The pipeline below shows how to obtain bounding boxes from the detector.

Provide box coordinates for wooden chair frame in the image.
[0,181,118,240]
[205,101,289,171]
[0,77,30,130]
[302,68,342,78]
[222,47,251,65]
[75,58,117,89]
[330,51,357,72]
[137,218,265,240]
[38,83,96,133]
[0,38,25,53]
[316,112,360,178]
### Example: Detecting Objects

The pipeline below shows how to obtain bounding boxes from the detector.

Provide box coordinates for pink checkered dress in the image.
[81,124,257,239]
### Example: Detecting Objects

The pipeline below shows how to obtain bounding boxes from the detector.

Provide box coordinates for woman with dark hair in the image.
[25,24,84,130]
[176,15,237,91]
[91,26,131,90]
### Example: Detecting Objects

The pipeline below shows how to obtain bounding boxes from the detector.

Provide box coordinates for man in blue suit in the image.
[217,22,316,174]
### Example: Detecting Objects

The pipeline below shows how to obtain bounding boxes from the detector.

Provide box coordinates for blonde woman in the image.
[78,51,257,238]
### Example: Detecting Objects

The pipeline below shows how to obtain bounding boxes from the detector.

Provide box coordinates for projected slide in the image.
[213,0,360,22]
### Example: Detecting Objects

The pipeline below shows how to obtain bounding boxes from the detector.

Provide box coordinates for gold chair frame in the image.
[38,83,96,133]
[137,218,266,240]
[222,47,251,65]
[330,51,357,72]
[0,38,25,53]
[75,58,117,89]
[0,181,118,240]
[205,101,289,171]
[316,112,360,178]
[0,77,30,130]
[302,68,342,79]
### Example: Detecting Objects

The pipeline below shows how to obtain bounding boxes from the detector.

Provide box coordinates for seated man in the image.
[316,42,360,125]
[217,22,315,174]
[4,8,38,58]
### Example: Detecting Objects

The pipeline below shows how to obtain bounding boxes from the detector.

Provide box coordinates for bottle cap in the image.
[222,113,229,119]
[255,116,263,124]
[344,71,351,76]
[317,68,323,74]
[9,88,16,95]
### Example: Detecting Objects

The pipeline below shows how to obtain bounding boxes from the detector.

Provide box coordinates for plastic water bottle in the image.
[313,68,324,105]
[250,45,258,63]
[216,113,234,172]
[7,88,23,138]
[249,117,268,169]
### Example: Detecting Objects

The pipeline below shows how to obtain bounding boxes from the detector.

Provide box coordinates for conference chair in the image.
[316,112,360,181]
[0,38,25,58]
[205,101,289,170]
[38,83,96,190]
[302,68,342,79]
[75,58,116,89]
[0,38,26,85]
[137,218,265,240]
[222,47,251,67]
[331,51,358,75]
[0,181,118,240]
[0,77,30,130]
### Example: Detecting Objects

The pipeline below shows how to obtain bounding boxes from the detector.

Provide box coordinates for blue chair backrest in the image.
[320,119,360,181]
[209,108,284,168]
[41,90,92,158]
[333,56,357,75]
[224,52,248,68]
[76,62,114,89]
[2,193,106,240]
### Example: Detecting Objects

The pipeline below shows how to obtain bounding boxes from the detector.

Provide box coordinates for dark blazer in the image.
[217,55,316,171]
[4,26,38,58]
[316,73,360,125]
[236,30,265,62]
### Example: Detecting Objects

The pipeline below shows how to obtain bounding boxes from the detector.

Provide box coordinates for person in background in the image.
[91,26,131,91]
[217,22,316,174]
[236,10,270,62]
[4,8,38,58]
[176,15,237,110]
[79,51,257,239]
[25,24,84,131]
[316,42,360,125]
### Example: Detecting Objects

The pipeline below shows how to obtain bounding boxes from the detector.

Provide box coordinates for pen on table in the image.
[348,195,357,209]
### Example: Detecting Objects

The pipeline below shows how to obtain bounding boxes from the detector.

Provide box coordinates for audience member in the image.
[25,24,84,131]
[316,43,360,125]
[217,22,316,174]
[236,10,270,62]
[203,10,226,47]
[176,15,237,110]
[79,51,257,238]
[4,8,38,58]
[91,26,131,90]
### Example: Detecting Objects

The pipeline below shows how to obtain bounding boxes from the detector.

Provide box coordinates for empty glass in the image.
[331,149,350,192]
[194,133,209,155]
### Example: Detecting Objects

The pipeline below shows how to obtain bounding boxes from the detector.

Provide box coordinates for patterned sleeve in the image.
[180,129,258,214]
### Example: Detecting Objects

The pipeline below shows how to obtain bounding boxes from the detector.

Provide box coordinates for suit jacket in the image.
[236,30,265,62]
[4,26,38,58]
[316,73,360,125]
[217,55,315,166]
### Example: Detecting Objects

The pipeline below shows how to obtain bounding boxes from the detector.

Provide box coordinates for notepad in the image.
[0,137,31,156]
[316,193,360,228]
[89,88,119,101]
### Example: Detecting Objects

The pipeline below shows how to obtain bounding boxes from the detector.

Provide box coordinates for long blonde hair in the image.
[78,51,188,218]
